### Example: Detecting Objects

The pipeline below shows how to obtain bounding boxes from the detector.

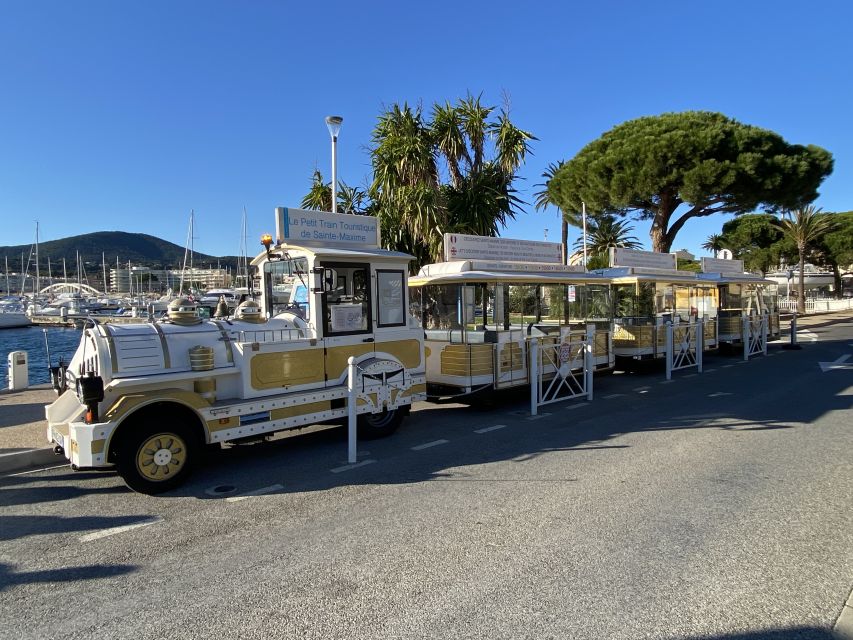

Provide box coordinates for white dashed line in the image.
[80,516,163,542]
[633,386,651,392]
[708,392,733,398]
[721,364,734,368]
[705,368,717,372]
[602,393,625,399]
[411,439,449,451]
[474,425,507,434]
[659,380,674,384]
[330,460,377,473]
[225,484,284,502]
[683,373,698,378]
[565,403,587,410]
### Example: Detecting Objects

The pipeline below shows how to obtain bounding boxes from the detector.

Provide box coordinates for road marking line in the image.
[526,412,552,421]
[474,425,507,434]
[633,386,651,392]
[705,368,717,372]
[602,393,624,399]
[721,364,734,368]
[7,464,68,477]
[80,516,163,542]
[683,373,698,378]
[659,380,674,384]
[411,439,449,451]
[708,392,732,397]
[225,483,284,502]
[330,460,376,473]
[565,403,587,409]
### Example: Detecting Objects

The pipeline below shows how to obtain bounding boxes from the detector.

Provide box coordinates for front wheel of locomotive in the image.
[116,422,199,494]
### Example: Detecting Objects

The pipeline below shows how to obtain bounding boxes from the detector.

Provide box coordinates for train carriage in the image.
[409,258,614,398]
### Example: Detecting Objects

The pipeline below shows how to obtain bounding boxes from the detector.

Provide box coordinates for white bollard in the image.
[585,324,595,401]
[529,338,539,416]
[8,351,29,391]
[697,318,704,373]
[665,321,673,380]
[347,356,358,464]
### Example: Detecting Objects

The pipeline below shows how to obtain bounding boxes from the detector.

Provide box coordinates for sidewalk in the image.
[0,384,62,474]
[1,309,850,476]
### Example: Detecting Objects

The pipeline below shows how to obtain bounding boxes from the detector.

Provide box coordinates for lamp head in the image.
[325,115,343,139]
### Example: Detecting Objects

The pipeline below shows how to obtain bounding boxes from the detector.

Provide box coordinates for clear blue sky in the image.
[1,0,850,259]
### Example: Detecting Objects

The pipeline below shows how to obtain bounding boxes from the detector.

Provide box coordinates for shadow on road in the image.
[0,514,158,542]
[0,562,137,592]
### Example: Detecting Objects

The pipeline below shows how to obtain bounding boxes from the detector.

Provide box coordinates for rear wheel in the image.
[116,422,199,494]
[357,407,406,440]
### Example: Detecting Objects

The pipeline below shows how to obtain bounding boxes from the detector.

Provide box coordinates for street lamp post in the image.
[325,115,343,213]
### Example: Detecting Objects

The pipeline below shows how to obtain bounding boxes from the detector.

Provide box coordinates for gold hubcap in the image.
[136,434,187,482]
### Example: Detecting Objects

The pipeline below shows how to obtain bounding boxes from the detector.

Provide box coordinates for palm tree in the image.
[301,170,332,211]
[702,233,724,256]
[777,206,836,313]
[534,161,582,265]
[573,215,642,263]
[369,96,535,267]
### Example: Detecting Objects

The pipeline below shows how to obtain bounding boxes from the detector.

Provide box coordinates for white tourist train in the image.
[45,208,426,493]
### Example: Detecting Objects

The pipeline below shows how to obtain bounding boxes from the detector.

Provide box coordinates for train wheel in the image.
[117,423,198,494]
[357,407,406,440]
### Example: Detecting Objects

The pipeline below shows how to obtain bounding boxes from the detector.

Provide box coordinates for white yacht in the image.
[0,298,32,329]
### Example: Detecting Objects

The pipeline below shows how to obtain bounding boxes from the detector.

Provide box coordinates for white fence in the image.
[665,319,703,380]
[778,298,853,313]
[743,314,768,360]
[530,327,594,415]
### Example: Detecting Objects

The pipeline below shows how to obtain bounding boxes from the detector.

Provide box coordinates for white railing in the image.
[530,326,594,415]
[743,314,768,360]
[779,298,853,313]
[665,319,703,380]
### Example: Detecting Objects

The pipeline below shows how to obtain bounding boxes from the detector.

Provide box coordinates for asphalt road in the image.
[1,316,852,640]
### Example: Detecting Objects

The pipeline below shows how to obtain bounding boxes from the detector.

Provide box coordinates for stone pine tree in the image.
[546,111,833,253]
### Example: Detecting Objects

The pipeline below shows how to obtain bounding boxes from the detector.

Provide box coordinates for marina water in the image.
[1,326,82,388]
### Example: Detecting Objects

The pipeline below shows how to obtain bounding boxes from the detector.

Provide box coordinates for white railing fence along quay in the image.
[778,298,853,313]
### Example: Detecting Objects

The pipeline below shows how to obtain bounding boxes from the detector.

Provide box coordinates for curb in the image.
[0,447,61,475]
[835,587,853,640]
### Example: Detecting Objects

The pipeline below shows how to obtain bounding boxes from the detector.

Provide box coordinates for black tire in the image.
[357,407,406,440]
[116,421,199,494]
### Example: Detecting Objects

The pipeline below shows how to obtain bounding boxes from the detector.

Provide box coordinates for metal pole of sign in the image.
[530,338,539,416]
[585,324,595,401]
[762,313,768,355]
[696,318,704,373]
[743,316,749,361]
[347,356,357,464]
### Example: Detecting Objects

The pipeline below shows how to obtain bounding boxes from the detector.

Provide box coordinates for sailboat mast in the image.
[179,210,193,296]
[34,221,40,296]
[102,252,107,295]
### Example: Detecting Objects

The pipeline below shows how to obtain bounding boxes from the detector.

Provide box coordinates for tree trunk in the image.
[561,219,568,265]
[832,262,842,299]
[650,223,670,253]
[798,250,806,315]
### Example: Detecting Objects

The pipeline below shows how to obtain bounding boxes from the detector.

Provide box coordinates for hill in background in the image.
[0,231,239,272]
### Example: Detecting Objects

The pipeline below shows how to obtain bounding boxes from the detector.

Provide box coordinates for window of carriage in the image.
[320,262,372,335]
[376,270,406,328]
